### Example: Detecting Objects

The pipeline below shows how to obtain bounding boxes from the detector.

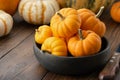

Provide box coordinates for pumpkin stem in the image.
[78,29,84,40]
[35,29,39,32]
[96,6,104,18]
[56,12,65,20]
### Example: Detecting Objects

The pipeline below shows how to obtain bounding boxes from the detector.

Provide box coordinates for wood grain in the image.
[0,21,35,59]
[0,33,47,80]
[0,0,120,80]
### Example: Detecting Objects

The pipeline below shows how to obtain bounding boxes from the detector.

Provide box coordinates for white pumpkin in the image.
[18,0,60,25]
[0,10,13,37]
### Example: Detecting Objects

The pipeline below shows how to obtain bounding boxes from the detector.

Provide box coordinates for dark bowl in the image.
[33,37,110,75]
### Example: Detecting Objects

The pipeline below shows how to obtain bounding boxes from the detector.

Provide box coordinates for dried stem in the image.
[78,29,84,40]
[96,6,104,18]
[56,12,65,20]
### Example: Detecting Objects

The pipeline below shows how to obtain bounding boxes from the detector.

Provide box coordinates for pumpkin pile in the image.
[35,7,106,57]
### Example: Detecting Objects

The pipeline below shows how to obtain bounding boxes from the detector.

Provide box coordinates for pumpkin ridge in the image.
[81,40,85,56]
[63,21,72,37]
[92,20,106,37]
[68,38,76,56]
[97,21,103,36]
[78,9,95,16]
[41,1,46,24]
[19,0,28,17]
[65,16,80,32]
[35,3,38,24]
[64,20,76,37]
[53,45,66,52]
[84,16,97,30]
[64,8,76,16]
[87,33,101,52]
[85,37,97,54]
[74,40,80,56]
[60,21,69,37]
[79,31,88,56]
[70,14,82,27]
[43,37,55,52]
[80,13,93,27]
[81,40,86,56]
[0,17,7,35]
[49,0,57,14]
[57,22,63,37]
[51,39,61,49]
[75,41,84,56]
[51,21,59,37]
[28,3,33,23]
[100,22,106,36]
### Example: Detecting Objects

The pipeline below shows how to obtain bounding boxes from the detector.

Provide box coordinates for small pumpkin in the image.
[35,25,52,44]
[18,0,60,25]
[110,1,120,23]
[56,0,114,13]
[50,8,81,39]
[68,29,101,57]
[41,37,67,56]
[0,0,20,15]
[0,10,13,37]
[77,6,106,37]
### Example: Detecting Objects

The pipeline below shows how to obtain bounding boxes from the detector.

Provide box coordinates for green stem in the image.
[95,6,104,18]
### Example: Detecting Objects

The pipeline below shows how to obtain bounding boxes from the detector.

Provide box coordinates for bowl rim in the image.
[34,37,109,59]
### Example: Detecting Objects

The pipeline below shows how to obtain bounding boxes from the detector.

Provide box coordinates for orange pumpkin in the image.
[50,8,81,39]
[68,29,101,57]
[35,25,52,44]
[0,0,20,15]
[41,37,67,56]
[110,1,120,23]
[77,7,106,37]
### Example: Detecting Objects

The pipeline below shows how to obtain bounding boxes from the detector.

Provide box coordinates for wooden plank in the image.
[0,33,47,80]
[12,61,48,80]
[0,21,35,59]
[42,72,99,80]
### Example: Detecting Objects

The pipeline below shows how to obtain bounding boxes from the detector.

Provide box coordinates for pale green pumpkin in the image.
[56,0,114,13]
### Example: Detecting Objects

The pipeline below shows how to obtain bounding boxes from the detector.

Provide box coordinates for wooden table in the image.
[0,3,120,80]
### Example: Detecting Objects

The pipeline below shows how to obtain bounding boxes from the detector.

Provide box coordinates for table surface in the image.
[0,2,120,80]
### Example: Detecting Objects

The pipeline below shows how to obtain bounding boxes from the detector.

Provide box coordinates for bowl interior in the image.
[35,37,109,58]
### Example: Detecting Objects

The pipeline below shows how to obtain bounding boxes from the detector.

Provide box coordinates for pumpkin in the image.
[50,8,81,39]
[18,0,60,25]
[68,29,101,57]
[110,1,120,23]
[35,25,52,44]
[0,0,20,15]
[77,6,106,37]
[56,0,114,13]
[41,37,67,56]
[0,10,13,37]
